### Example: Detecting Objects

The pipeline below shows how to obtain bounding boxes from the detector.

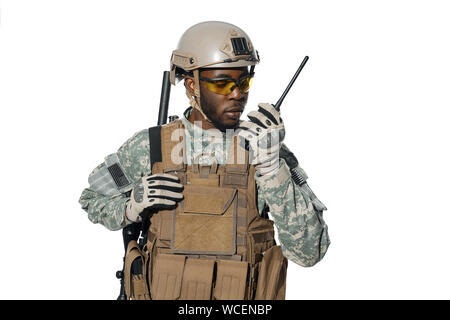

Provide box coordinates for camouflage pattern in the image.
[79,107,330,265]
[79,130,151,230]
[182,116,232,165]
[255,159,330,267]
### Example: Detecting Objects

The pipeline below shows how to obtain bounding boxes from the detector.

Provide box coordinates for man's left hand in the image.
[237,103,285,176]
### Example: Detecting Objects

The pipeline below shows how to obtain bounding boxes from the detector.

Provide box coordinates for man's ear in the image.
[184,77,196,96]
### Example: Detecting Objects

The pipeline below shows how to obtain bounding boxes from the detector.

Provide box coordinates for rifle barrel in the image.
[158,71,171,125]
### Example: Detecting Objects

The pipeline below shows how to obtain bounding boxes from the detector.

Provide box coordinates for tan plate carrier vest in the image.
[124,120,288,300]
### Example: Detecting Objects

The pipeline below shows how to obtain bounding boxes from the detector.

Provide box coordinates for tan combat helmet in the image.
[170,21,260,121]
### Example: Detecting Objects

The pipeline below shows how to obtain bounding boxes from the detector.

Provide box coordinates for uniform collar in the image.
[181,106,230,139]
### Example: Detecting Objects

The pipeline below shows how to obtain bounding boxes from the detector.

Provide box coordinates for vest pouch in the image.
[172,186,238,255]
[249,229,276,258]
[151,253,186,300]
[213,260,249,300]
[254,245,288,300]
[183,185,236,215]
[180,258,215,300]
[124,240,150,300]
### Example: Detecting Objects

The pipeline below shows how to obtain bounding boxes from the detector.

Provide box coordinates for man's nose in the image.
[228,85,242,99]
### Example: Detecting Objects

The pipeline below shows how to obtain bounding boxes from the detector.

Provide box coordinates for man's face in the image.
[198,67,250,131]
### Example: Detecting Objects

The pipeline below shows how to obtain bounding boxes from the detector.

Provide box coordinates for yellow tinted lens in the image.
[205,80,235,95]
[239,76,253,93]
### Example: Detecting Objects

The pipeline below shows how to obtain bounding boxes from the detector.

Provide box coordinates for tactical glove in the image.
[237,103,285,176]
[125,173,184,222]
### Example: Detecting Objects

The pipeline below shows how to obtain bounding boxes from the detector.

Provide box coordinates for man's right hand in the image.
[125,173,184,222]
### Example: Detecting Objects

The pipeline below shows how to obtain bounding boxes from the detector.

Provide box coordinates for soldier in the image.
[79,21,330,300]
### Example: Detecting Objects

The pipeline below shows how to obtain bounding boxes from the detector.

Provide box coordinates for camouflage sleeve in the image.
[79,181,129,231]
[255,158,330,267]
[78,129,151,231]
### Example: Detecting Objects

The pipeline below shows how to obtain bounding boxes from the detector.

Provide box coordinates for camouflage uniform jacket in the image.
[79,108,330,267]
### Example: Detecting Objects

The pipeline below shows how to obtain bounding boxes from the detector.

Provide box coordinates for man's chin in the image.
[213,117,240,132]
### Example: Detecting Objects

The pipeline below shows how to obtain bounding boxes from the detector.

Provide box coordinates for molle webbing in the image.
[142,119,286,300]
[151,120,274,259]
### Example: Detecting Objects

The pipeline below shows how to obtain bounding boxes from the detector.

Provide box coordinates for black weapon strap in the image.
[136,125,163,250]
[148,125,162,170]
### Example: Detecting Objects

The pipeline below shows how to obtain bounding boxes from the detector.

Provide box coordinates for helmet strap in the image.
[185,69,212,123]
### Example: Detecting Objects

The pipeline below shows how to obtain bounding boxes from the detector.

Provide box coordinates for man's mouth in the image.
[224,109,242,119]
[224,105,244,117]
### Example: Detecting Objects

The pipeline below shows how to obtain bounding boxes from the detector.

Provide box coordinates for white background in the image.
[0,0,449,299]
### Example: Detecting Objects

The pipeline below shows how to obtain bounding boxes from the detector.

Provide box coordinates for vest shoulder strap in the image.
[148,125,162,172]
[151,119,185,173]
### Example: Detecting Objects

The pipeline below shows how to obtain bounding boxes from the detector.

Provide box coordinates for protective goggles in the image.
[199,73,254,95]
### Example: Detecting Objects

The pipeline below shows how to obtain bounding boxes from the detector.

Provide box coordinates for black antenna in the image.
[274,56,309,111]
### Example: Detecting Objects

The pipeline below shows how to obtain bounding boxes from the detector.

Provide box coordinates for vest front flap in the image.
[182,185,237,215]
[172,186,238,256]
